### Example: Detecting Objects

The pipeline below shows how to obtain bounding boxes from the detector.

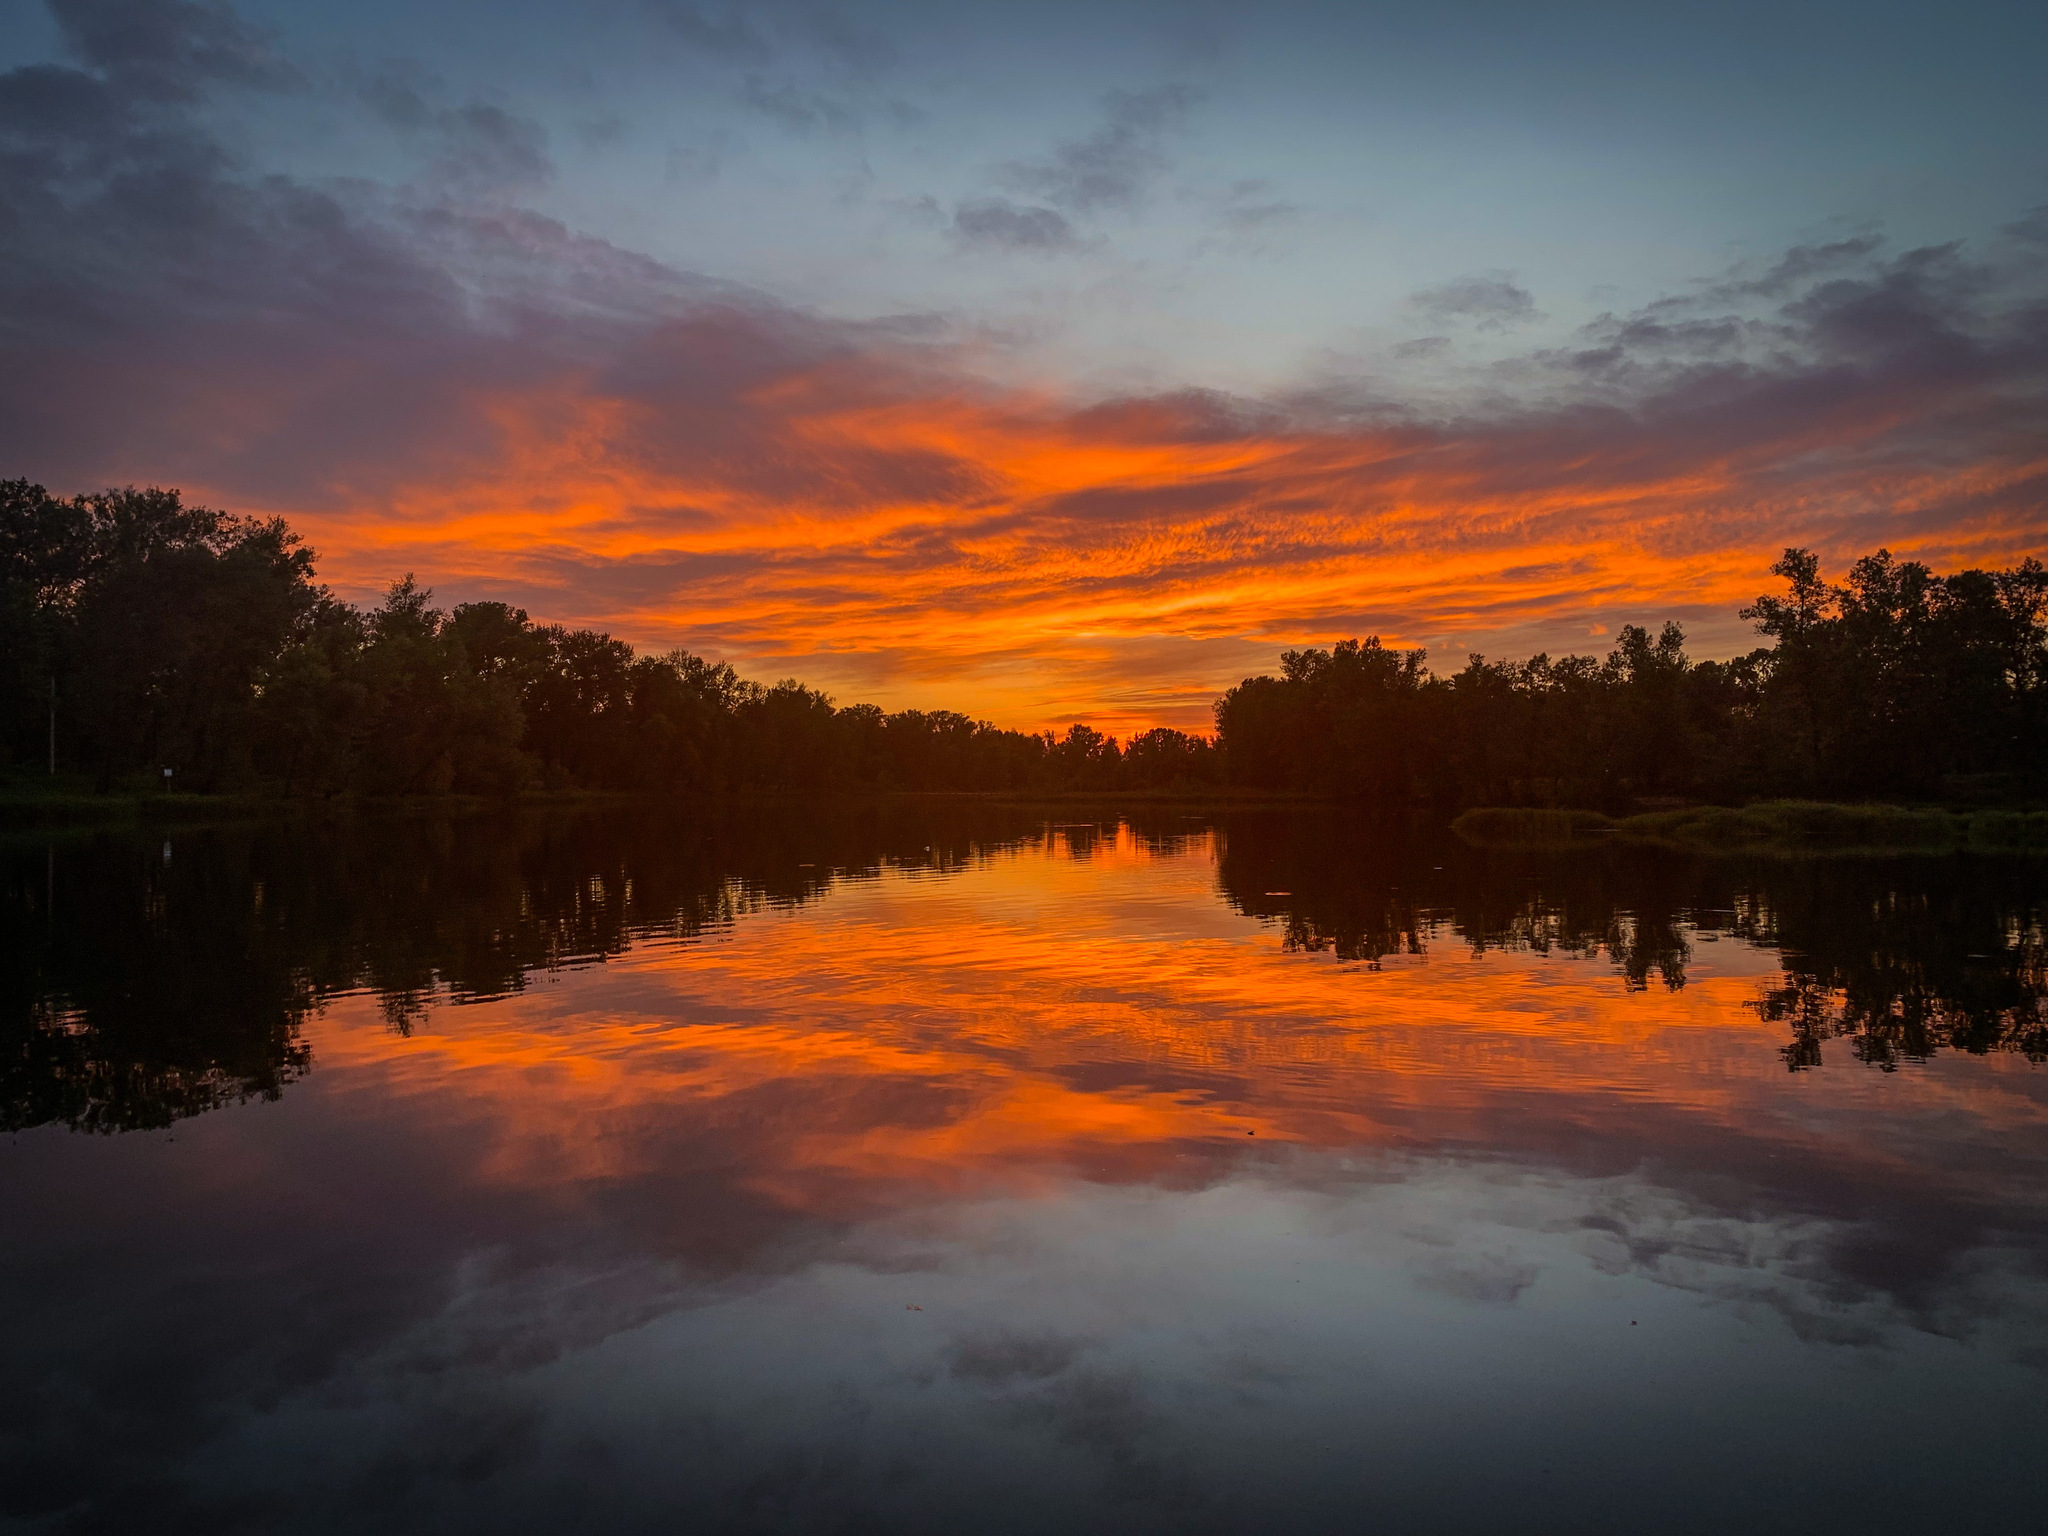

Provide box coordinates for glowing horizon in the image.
[229,299,2048,735]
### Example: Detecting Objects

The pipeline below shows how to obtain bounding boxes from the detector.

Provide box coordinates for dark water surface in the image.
[4,806,2046,1534]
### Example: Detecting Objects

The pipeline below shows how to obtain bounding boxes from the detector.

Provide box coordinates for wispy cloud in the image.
[365,74,555,192]
[642,0,773,65]
[48,0,299,97]
[1406,272,1542,331]
[950,199,1085,256]
[998,85,1199,214]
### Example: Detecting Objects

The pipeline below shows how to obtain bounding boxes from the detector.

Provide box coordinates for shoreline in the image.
[11,783,2048,856]
[1452,800,2048,856]
[0,782,1320,831]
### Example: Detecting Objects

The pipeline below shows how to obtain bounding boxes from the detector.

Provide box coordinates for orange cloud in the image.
[12,185,2044,733]
[258,326,2043,734]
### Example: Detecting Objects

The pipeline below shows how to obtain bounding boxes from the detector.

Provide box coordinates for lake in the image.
[5,805,2045,1534]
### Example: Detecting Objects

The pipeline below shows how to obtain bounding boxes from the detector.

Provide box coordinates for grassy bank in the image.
[0,783,263,829]
[0,779,1309,830]
[1453,800,2048,855]
[0,780,660,830]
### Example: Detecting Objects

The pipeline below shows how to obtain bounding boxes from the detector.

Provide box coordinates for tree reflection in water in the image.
[1213,811,2048,1069]
[4,806,2046,1135]
[1,803,1040,1133]
[4,805,2046,1534]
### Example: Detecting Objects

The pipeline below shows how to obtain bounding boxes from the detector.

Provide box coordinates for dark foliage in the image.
[1215,548,2048,809]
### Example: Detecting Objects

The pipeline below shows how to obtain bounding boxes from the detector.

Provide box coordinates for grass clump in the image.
[1619,800,1964,853]
[1966,810,2048,852]
[1456,799,2048,856]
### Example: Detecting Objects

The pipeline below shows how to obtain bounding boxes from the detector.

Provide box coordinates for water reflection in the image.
[9,810,2046,1138]
[3,807,2046,1533]
[1217,815,2048,1064]
[2,804,1046,1131]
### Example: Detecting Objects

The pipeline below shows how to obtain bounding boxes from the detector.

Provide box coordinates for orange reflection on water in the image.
[302,827,2048,1230]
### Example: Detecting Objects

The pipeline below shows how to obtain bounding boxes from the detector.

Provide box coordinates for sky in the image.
[1,0,2044,732]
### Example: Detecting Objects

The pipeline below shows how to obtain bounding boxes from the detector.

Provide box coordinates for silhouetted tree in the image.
[2,482,323,789]
[1215,547,2045,809]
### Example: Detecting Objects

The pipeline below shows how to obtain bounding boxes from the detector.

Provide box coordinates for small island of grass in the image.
[1453,801,2048,856]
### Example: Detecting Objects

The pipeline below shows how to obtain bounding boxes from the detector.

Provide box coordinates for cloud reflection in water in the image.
[2,808,2044,1532]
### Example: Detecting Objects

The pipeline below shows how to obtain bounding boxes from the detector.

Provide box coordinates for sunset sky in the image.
[2,0,2044,731]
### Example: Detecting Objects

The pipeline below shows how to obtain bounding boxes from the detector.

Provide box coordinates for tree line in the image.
[1217,547,2048,807]
[3,478,2043,804]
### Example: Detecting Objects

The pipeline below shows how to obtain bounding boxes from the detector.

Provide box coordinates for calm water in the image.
[5,806,2046,1534]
